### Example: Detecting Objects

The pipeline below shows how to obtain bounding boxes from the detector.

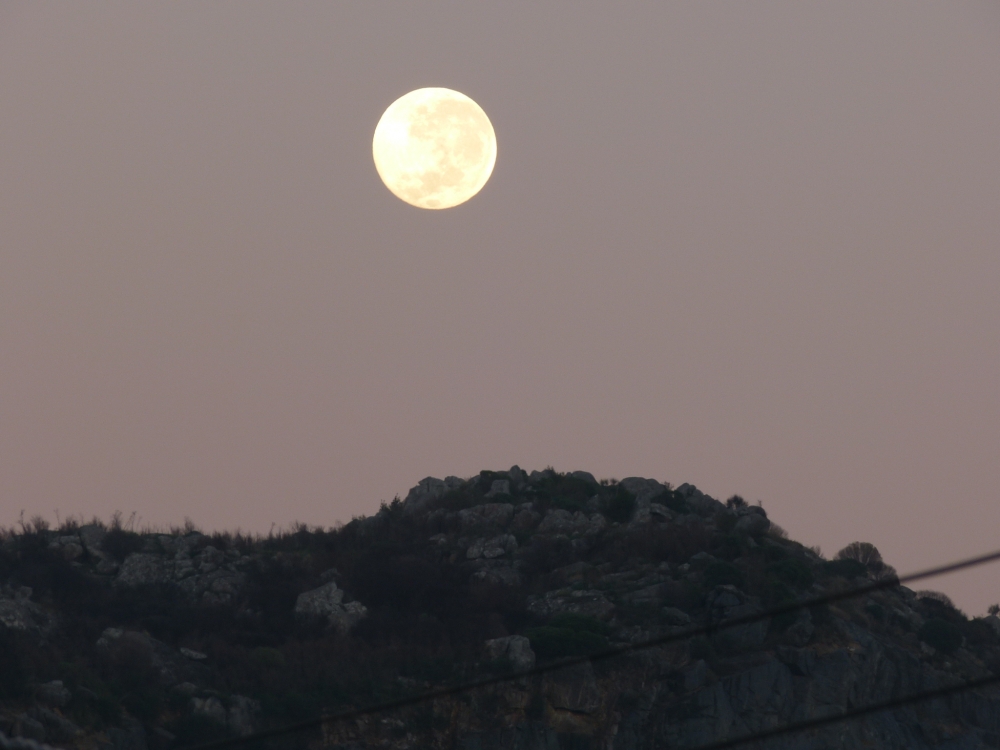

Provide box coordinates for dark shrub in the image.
[523,627,608,660]
[102,529,145,562]
[601,487,636,522]
[822,559,868,580]
[726,495,747,509]
[689,636,715,661]
[0,630,28,699]
[767,558,814,590]
[920,618,963,654]
[520,535,576,576]
[532,474,595,513]
[704,561,744,588]
[547,613,611,636]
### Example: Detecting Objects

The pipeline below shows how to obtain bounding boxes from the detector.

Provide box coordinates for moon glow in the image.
[372,88,497,209]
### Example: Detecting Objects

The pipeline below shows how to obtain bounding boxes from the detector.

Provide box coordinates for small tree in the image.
[836,542,894,580]
[988,604,1000,617]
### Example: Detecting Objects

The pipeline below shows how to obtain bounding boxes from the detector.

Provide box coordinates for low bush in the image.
[704,561,744,588]
[766,558,814,590]
[822,559,868,580]
[920,618,963,654]
[601,487,636,522]
[547,613,611,636]
[102,528,145,562]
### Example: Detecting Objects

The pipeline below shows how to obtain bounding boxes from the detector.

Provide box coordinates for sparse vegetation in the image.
[0,469,993,750]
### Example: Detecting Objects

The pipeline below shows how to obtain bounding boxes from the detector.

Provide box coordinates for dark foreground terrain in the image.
[2,468,1000,750]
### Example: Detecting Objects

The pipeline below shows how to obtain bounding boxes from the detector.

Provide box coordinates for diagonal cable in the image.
[183,546,1000,750]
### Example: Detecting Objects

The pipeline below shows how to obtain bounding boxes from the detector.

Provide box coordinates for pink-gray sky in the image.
[1,2,998,612]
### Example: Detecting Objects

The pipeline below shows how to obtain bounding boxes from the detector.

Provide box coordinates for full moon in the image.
[372,88,497,209]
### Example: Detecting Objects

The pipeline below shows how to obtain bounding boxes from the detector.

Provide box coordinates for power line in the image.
[689,671,1000,750]
[184,546,1000,750]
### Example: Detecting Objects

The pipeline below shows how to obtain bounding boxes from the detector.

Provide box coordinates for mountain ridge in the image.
[2,467,999,750]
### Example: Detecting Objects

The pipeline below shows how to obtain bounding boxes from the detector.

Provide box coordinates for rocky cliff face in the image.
[1,468,999,750]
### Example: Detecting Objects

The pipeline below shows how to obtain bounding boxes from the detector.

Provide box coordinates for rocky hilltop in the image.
[2,468,1000,750]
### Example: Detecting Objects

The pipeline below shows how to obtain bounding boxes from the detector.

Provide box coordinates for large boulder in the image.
[402,476,464,514]
[115,554,170,588]
[36,680,71,708]
[676,483,724,516]
[484,479,510,498]
[733,505,771,536]
[78,524,109,560]
[295,581,344,614]
[619,477,666,505]
[485,635,536,671]
[527,589,615,621]
[0,586,51,633]
[458,503,515,533]
[294,582,367,634]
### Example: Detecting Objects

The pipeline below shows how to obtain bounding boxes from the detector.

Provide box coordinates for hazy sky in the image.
[1,2,998,612]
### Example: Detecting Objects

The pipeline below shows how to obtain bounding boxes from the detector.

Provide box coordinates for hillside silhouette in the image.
[2,467,1000,749]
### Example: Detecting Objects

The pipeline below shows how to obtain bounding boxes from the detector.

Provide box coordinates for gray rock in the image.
[676,483,724,515]
[402,476,464,514]
[28,706,79,742]
[180,647,208,661]
[108,717,147,750]
[192,696,228,725]
[481,534,516,559]
[36,679,71,707]
[484,635,536,671]
[507,465,528,488]
[14,715,46,742]
[329,601,368,635]
[0,598,43,632]
[510,508,541,532]
[485,479,510,498]
[471,561,522,587]
[527,588,615,620]
[294,582,367,633]
[733,508,770,536]
[78,524,108,559]
[662,607,692,626]
[458,503,515,532]
[623,584,665,606]
[115,554,169,587]
[466,539,485,559]
[569,471,597,485]
[227,695,260,736]
[295,581,345,615]
[619,477,666,504]
[537,509,599,536]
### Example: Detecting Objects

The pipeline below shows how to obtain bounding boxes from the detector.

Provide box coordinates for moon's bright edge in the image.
[373,88,497,209]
